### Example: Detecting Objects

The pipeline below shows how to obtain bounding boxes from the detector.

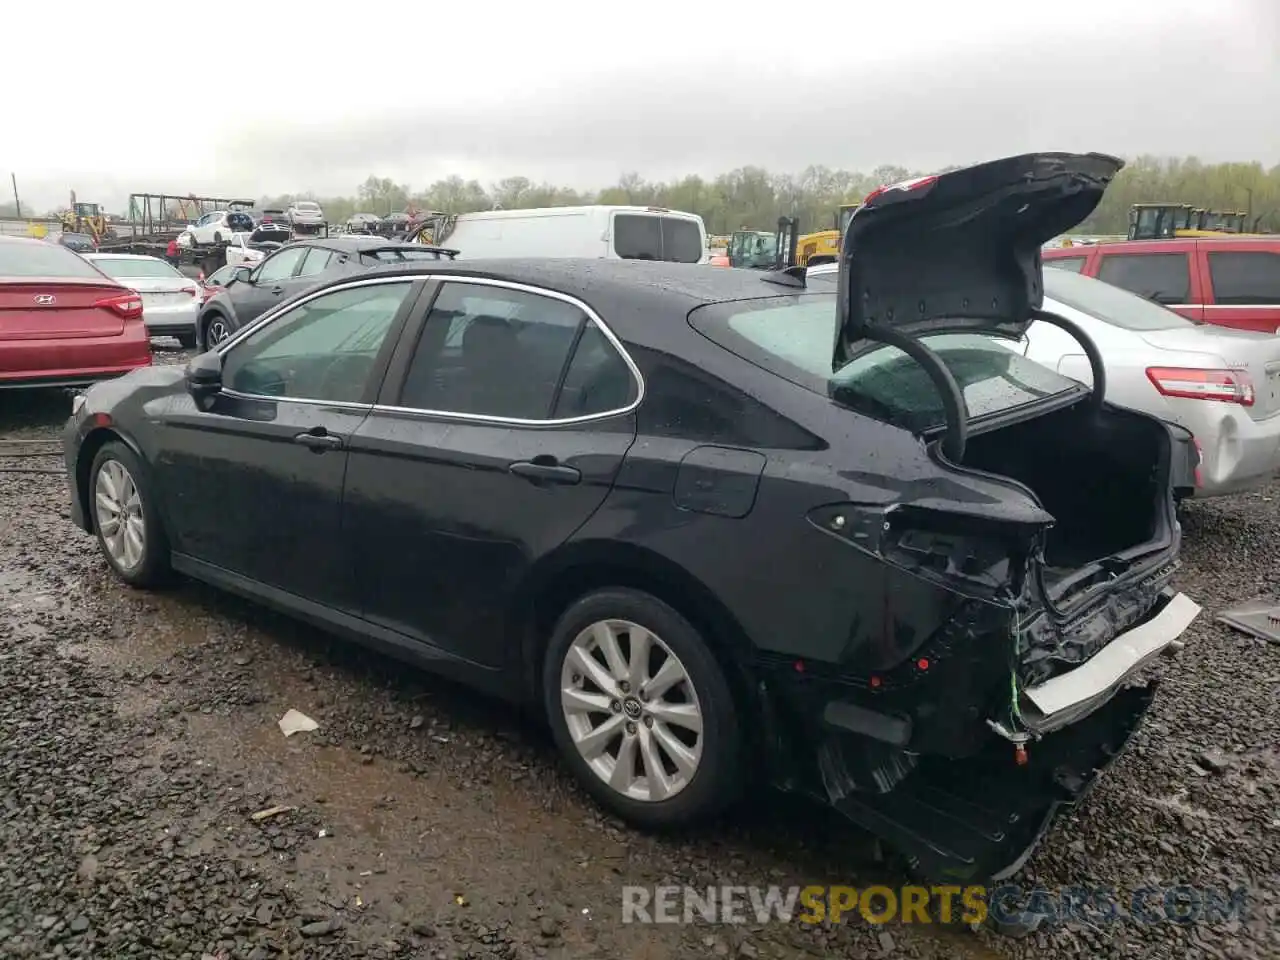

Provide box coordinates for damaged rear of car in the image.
[687,153,1201,889]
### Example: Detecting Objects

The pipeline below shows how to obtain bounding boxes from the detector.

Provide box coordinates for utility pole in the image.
[10,173,20,218]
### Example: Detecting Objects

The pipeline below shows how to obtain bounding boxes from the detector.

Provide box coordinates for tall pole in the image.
[10,173,20,218]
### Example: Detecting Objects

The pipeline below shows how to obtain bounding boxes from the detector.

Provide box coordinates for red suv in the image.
[1044,237,1280,333]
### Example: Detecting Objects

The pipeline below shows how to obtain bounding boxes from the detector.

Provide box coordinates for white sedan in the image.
[85,253,200,348]
[807,261,1280,498]
[1025,268,1280,497]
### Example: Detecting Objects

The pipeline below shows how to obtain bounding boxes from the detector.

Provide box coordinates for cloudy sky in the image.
[7,0,1278,212]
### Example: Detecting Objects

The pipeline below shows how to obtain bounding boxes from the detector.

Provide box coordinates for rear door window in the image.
[1207,251,1280,305]
[1096,253,1190,304]
[613,215,662,261]
[612,215,703,263]
[660,217,703,263]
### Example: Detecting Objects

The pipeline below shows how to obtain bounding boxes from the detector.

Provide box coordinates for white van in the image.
[428,205,709,263]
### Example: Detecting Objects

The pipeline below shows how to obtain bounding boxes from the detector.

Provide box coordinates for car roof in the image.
[1046,237,1280,254]
[349,259,811,325]
[84,253,163,261]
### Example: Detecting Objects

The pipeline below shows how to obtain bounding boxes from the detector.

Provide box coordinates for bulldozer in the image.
[793,202,862,268]
[60,192,112,243]
[1128,202,1259,241]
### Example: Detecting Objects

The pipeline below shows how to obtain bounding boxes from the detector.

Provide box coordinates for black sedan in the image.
[62,153,1200,912]
[195,236,458,349]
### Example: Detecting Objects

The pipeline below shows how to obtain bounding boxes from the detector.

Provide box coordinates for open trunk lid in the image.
[0,280,128,339]
[833,152,1123,367]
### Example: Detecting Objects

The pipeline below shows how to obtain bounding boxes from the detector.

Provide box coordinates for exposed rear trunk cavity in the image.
[958,401,1170,586]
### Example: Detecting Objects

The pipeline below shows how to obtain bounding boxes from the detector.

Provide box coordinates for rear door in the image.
[1094,250,1203,322]
[1200,246,1280,334]
[343,277,641,668]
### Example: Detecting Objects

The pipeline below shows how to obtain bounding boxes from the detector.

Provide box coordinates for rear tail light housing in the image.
[94,292,144,321]
[1146,367,1254,406]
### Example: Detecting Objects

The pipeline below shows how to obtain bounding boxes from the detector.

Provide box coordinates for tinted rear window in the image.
[689,292,1079,433]
[90,257,183,280]
[0,241,106,279]
[613,215,702,263]
[1096,252,1189,304]
[1044,268,1195,329]
[1207,251,1280,305]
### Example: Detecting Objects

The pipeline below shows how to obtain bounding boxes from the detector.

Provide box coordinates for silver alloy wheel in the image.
[560,619,704,802]
[206,317,230,345]
[94,459,145,572]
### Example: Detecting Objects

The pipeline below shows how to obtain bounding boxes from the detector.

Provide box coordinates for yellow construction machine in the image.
[793,202,862,268]
[60,191,111,242]
[1128,203,1258,240]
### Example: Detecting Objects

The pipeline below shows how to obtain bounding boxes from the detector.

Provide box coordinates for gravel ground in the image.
[0,344,1276,959]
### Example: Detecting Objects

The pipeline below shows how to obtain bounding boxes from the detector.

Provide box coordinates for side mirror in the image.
[185,350,224,410]
[234,265,253,284]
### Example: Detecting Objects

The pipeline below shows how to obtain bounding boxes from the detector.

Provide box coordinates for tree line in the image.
[5,156,1276,235]
[264,156,1280,237]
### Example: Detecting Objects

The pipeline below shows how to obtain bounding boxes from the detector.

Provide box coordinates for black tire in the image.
[177,331,198,349]
[88,441,171,588]
[542,588,742,829]
[203,312,232,348]
[213,231,223,244]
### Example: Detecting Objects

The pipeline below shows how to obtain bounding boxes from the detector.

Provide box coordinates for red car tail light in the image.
[1145,367,1255,406]
[94,292,144,321]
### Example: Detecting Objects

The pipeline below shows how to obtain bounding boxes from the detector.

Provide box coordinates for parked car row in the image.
[54,154,1205,936]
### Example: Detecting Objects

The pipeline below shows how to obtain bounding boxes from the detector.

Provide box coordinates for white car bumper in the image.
[141,294,199,336]
[1174,401,1280,496]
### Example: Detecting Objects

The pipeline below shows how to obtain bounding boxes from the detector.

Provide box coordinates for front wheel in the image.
[543,588,742,828]
[89,441,171,588]
[204,313,232,347]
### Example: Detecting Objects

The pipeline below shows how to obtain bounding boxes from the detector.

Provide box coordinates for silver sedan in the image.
[85,254,201,348]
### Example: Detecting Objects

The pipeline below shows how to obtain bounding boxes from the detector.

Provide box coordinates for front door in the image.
[343,278,640,667]
[154,277,422,609]
[230,245,312,327]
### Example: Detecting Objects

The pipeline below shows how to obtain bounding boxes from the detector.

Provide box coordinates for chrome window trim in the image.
[372,275,645,427]
[211,273,645,424]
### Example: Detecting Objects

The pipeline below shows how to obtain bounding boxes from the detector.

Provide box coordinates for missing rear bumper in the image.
[826,681,1157,884]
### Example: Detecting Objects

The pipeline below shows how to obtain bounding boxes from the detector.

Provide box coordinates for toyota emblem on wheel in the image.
[34,295,55,304]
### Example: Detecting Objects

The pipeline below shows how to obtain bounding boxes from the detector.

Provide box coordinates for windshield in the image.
[1044,268,1196,329]
[1,241,105,278]
[294,202,320,212]
[91,257,183,280]
[689,291,1080,433]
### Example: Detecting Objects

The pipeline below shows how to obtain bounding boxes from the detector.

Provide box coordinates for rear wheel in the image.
[177,331,197,349]
[89,441,171,588]
[542,588,741,828]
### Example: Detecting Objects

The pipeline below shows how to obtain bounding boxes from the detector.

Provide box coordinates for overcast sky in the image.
[7,0,1278,212]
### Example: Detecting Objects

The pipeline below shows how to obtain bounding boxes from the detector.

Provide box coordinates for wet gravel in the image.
[0,345,1276,959]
